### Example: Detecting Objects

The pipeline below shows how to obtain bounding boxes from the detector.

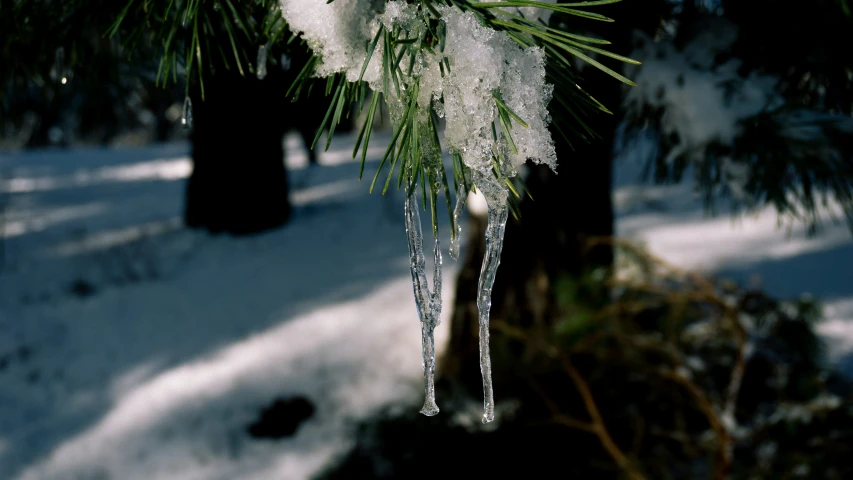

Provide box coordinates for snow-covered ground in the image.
[0,133,458,479]
[613,145,853,368]
[1,132,851,479]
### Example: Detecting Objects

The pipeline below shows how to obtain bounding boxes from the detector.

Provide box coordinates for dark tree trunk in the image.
[185,68,291,235]
[444,21,636,393]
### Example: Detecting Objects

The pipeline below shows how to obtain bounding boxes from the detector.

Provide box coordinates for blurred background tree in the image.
[448,0,853,406]
[3,1,853,477]
[1,0,177,147]
[1,0,348,234]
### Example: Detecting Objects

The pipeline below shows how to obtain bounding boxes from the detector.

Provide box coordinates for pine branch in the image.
[4,0,638,235]
[281,0,637,235]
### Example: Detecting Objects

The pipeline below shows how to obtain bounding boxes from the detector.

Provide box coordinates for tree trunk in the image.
[444,32,630,395]
[185,68,291,235]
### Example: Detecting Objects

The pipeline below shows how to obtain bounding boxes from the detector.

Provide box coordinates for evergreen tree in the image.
[4,1,853,458]
[5,0,853,476]
[4,0,647,418]
[449,0,853,406]
[2,0,329,233]
[1,0,174,146]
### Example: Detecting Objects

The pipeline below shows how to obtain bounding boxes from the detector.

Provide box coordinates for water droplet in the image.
[54,47,66,85]
[182,96,193,131]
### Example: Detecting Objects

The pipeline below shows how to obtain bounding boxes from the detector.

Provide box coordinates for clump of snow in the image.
[278,1,556,177]
[379,0,418,31]
[624,19,779,162]
[439,7,555,175]
[417,53,443,109]
[278,0,382,85]
[439,9,504,173]
[499,46,555,173]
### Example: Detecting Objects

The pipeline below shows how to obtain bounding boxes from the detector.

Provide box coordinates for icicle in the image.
[256,43,269,80]
[182,96,193,131]
[448,189,467,260]
[404,189,442,416]
[55,47,67,85]
[471,169,509,424]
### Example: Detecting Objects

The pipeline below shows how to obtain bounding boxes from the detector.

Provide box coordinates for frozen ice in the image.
[181,96,193,131]
[404,185,442,416]
[449,189,467,260]
[405,113,447,416]
[256,43,269,80]
[470,170,510,423]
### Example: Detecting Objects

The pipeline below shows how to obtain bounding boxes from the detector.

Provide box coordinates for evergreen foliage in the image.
[4,0,640,233]
[624,0,853,233]
[323,240,853,479]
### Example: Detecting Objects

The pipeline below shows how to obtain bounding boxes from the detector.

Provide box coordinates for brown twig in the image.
[615,301,736,479]
[499,237,760,479]
[589,236,749,479]
[717,315,749,479]
[562,358,648,480]
[648,344,733,480]
[493,321,646,479]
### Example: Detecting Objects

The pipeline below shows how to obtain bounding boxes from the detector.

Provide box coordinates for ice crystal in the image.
[278,0,382,85]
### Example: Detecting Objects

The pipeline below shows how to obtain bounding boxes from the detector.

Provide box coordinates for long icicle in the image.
[472,169,509,423]
[404,184,442,416]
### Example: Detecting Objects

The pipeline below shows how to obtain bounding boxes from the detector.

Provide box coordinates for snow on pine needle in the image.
[277,0,636,422]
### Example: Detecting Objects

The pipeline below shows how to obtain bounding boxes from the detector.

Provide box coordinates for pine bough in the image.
[271,0,637,423]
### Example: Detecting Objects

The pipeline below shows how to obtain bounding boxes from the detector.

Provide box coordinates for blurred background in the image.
[2,0,853,479]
